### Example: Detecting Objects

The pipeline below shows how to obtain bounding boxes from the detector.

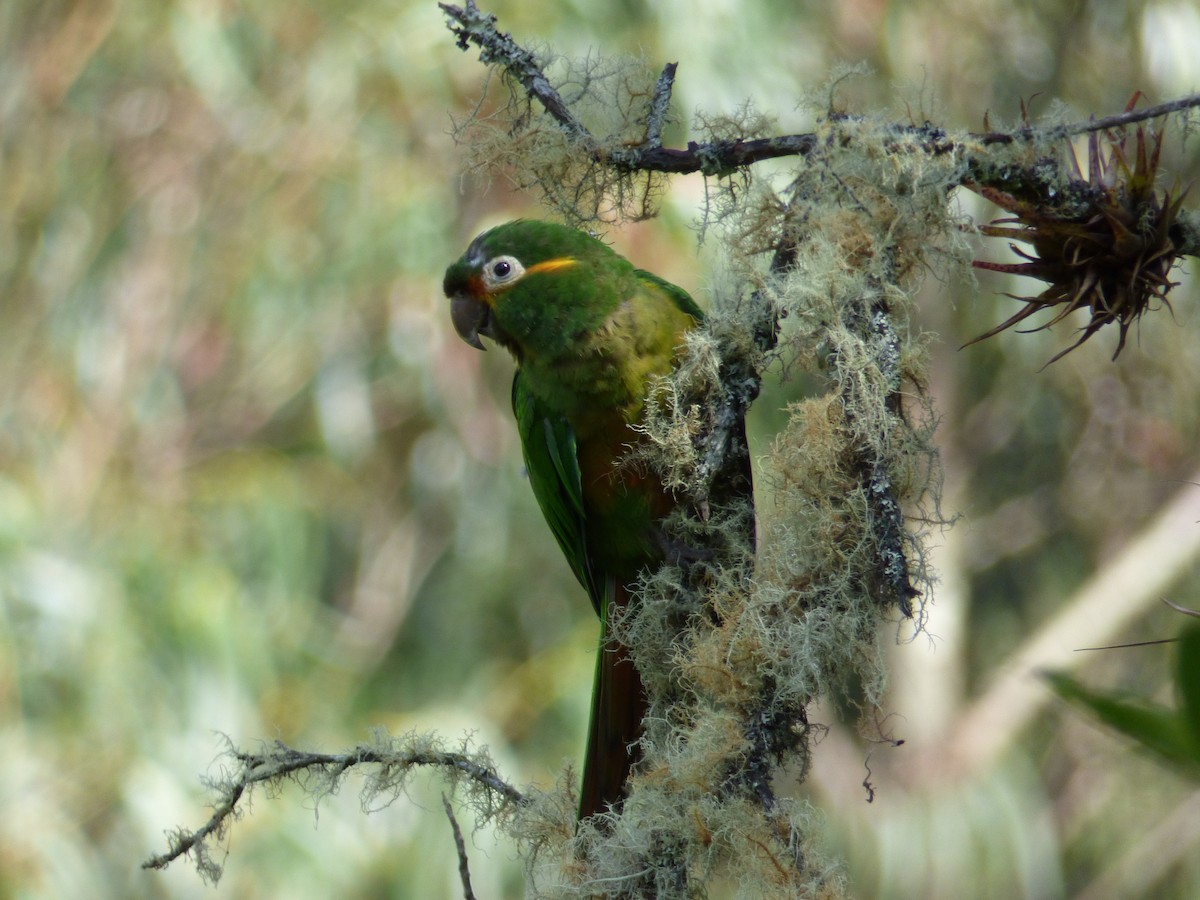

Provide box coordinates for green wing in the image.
[514,368,639,819]
[512,372,603,615]
[634,268,704,323]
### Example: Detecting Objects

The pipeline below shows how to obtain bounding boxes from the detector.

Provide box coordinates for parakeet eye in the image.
[481,254,525,290]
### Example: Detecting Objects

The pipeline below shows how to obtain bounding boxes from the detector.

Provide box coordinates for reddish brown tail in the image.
[578,596,648,820]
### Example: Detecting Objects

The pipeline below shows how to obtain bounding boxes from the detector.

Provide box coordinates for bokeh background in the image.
[3,1,1200,897]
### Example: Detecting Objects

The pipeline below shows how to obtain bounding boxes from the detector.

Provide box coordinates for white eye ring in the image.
[481,255,525,291]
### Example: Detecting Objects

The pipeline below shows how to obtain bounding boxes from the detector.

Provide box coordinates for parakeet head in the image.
[442,220,632,361]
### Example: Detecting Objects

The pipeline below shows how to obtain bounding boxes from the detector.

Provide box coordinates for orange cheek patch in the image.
[466,274,492,302]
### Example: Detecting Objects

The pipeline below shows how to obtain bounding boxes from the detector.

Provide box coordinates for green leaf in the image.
[1177,624,1200,746]
[1043,670,1200,777]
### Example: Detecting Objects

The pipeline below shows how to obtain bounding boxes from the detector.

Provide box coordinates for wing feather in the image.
[634,268,704,323]
[512,372,602,614]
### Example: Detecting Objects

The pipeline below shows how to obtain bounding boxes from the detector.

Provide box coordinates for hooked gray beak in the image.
[450,294,490,350]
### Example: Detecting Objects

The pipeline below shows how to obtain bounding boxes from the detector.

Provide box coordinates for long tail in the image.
[578,583,647,821]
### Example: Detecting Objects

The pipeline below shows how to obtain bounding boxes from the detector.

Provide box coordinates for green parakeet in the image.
[443,219,733,820]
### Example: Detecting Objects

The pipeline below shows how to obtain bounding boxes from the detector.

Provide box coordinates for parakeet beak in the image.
[449,294,491,351]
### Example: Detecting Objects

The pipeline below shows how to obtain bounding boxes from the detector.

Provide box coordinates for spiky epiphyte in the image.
[968,104,1185,363]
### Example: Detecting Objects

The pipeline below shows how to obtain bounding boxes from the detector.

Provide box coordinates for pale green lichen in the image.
[452,51,673,225]
[457,45,970,900]
[520,98,965,897]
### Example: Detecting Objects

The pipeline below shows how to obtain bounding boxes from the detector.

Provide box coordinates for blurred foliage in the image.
[1,0,1199,898]
[1045,622,1200,780]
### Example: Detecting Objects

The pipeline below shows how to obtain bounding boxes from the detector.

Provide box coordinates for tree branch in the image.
[441,1,1200,180]
[977,93,1200,144]
[442,794,479,900]
[439,0,589,142]
[143,736,525,882]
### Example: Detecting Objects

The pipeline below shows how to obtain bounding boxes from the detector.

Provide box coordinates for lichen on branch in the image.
[433,3,1200,897]
[147,5,1200,897]
[143,731,525,885]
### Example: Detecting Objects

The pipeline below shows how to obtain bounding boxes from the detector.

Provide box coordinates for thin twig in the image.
[645,62,677,148]
[141,781,245,877]
[1163,597,1200,619]
[442,794,478,900]
[439,0,590,142]
[440,2,1200,178]
[979,93,1200,144]
[143,739,525,874]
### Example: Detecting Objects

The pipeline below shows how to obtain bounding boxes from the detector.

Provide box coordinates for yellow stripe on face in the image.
[524,257,578,276]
